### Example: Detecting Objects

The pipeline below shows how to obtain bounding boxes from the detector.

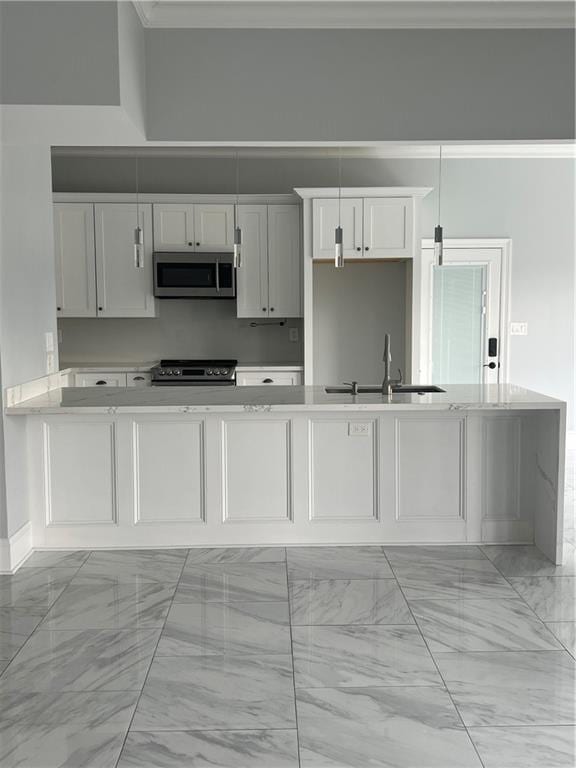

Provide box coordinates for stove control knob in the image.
[214,369,221,375]
[207,369,213,375]
[221,369,228,375]
[158,370,165,376]
[174,369,181,376]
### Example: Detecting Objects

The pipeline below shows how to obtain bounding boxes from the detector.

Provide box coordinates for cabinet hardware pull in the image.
[96,380,107,385]
[270,307,275,312]
[98,307,103,311]
[263,378,273,383]
[188,242,193,246]
[364,246,369,251]
[57,307,61,311]
[133,376,145,381]
[196,242,200,246]
[356,247,361,252]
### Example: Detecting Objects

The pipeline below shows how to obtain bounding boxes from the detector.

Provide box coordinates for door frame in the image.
[415,238,511,384]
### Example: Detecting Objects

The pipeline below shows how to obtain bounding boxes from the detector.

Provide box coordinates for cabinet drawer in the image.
[75,373,127,387]
[237,371,302,386]
[127,373,151,387]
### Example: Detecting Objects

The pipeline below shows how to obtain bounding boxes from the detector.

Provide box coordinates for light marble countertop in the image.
[5,383,565,415]
[60,362,303,372]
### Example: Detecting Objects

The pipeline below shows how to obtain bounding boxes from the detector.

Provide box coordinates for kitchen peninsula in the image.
[6,382,566,564]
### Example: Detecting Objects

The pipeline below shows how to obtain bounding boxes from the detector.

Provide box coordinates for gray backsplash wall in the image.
[58,300,303,365]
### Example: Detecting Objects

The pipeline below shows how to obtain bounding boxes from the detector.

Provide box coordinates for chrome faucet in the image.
[382,333,403,396]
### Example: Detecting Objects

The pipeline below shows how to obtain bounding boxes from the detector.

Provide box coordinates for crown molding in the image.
[51,144,576,160]
[132,1,575,30]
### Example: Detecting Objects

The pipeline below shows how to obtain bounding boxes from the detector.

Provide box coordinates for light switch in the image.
[510,322,528,336]
[45,331,55,352]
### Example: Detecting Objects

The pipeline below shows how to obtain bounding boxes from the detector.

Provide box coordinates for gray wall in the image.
[313,262,407,385]
[52,154,576,427]
[0,1,120,105]
[145,29,575,141]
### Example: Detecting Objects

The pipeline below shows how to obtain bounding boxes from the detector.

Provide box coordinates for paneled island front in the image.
[6,384,566,563]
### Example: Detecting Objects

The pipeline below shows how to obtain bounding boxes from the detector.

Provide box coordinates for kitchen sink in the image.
[325,385,446,395]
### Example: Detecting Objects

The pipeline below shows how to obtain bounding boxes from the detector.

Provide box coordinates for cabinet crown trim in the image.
[53,193,300,205]
[295,187,432,199]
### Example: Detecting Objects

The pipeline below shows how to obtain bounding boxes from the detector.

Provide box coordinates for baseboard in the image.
[0,522,33,574]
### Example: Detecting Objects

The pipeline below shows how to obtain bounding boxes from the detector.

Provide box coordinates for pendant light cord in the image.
[437,145,442,223]
[236,150,240,215]
[338,147,342,227]
[135,156,140,224]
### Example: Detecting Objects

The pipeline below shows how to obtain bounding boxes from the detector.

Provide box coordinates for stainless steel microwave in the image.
[153,252,236,299]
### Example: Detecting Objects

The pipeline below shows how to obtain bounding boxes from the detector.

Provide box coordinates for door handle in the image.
[483,362,498,369]
[215,260,220,292]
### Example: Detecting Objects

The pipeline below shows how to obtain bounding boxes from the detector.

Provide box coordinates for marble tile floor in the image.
[1,542,576,767]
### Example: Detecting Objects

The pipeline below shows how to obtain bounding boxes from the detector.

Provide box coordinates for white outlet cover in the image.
[289,328,299,343]
[349,422,371,436]
[45,331,55,352]
[510,322,528,336]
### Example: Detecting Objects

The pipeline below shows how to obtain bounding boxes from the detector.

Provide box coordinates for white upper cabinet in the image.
[363,197,413,258]
[153,203,234,251]
[312,196,413,260]
[236,204,302,318]
[267,204,301,318]
[236,205,268,318]
[313,198,363,260]
[153,204,195,251]
[53,203,97,317]
[94,203,156,318]
[194,204,234,250]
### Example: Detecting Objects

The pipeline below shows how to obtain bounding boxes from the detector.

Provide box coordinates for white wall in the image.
[0,145,58,537]
[145,28,575,141]
[313,262,407,385]
[59,301,303,366]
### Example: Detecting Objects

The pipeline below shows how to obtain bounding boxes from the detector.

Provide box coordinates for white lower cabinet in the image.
[236,369,302,386]
[75,373,128,387]
[30,410,539,550]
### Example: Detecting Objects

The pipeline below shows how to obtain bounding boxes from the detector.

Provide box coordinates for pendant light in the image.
[233,150,242,269]
[133,156,144,269]
[434,145,444,266]
[335,147,344,268]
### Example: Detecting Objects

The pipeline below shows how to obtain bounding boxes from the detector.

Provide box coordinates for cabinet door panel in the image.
[236,205,268,318]
[313,199,362,260]
[133,421,204,523]
[267,204,302,318]
[363,198,412,258]
[94,204,156,318]
[53,203,97,317]
[394,417,464,521]
[194,204,234,250]
[153,204,195,251]
[222,420,291,521]
[44,421,116,524]
[310,420,378,520]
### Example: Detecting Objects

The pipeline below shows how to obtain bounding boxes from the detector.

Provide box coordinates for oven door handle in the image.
[215,259,220,293]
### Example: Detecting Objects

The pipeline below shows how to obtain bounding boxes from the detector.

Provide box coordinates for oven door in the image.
[153,253,236,298]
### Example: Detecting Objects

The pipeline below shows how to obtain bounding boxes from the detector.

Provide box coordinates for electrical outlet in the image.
[45,331,55,353]
[58,328,63,344]
[510,322,528,336]
[349,422,371,437]
[289,327,299,343]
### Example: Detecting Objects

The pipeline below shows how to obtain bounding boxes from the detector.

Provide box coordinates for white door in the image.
[420,243,507,385]
[94,203,156,318]
[53,203,97,317]
[363,198,412,258]
[267,204,302,318]
[312,198,363,260]
[236,205,268,318]
[194,204,234,250]
[153,204,195,251]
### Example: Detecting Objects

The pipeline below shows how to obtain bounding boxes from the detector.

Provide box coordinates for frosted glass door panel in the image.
[432,265,485,384]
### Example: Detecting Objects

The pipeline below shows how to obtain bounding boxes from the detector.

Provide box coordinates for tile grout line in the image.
[381,548,488,768]
[112,552,190,768]
[285,548,303,768]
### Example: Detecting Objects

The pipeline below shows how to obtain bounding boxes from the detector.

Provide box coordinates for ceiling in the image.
[132,0,576,29]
